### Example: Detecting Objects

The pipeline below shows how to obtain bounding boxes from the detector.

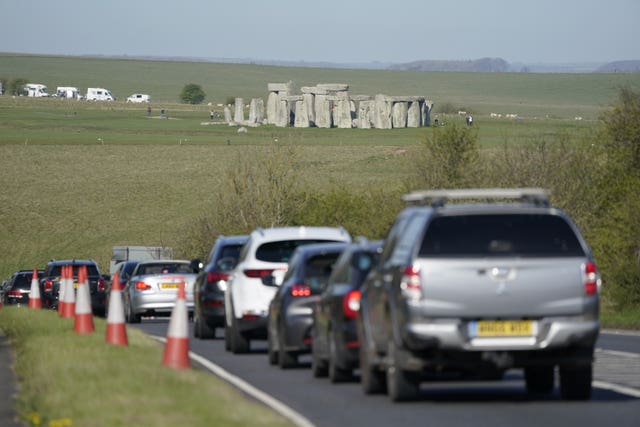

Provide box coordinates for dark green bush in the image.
[180,83,206,104]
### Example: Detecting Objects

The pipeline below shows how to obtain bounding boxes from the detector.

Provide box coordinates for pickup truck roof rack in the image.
[402,188,550,207]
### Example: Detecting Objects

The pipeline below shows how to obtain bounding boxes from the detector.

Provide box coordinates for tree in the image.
[600,86,640,171]
[180,83,206,104]
[8,77,28,96]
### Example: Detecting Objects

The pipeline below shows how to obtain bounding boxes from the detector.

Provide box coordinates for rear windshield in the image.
[256,240,338,263]
[50,265,100,277]
[419,214,585,258]
[219,245,243,262]
[12,274,33,289]
[136,263,192,275]
[303,253,342,292]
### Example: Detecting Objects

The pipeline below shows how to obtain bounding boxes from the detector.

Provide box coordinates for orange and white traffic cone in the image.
[74,265,94,334]
[106,272,128,346]
[162,281,190,369]
[58,265,68,315]
[61,265,76,319]
[29,268,42,309]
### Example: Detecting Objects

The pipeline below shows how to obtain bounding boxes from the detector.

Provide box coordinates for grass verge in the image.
[601,309,640,331]
[0,307,292,427]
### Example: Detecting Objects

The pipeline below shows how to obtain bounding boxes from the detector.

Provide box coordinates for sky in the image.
[1,0,639,65]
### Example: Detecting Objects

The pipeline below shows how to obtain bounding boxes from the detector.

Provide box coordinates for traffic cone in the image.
[162,281,190,369]
[106,272,128,346]
[74,265,94,334]
[61,265,76,319]
[29,268,42,309]
[58,265,67,315]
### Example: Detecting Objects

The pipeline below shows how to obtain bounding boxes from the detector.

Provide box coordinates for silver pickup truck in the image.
[358,188,600,401]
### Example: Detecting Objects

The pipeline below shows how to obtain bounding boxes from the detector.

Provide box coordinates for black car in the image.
[311,240,382,382]
[266,242,348,369]
[193,235,248,339]
[3,269,44,306]
[40,259,107,315]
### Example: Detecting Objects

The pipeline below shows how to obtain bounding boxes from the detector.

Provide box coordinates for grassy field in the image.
[3,53,640,118]
[0,307,292,427]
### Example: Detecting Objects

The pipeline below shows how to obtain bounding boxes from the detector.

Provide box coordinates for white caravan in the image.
[26,83,50,97]
[56,87,81,99]
[86,87,115,101]
[126,93,151,103]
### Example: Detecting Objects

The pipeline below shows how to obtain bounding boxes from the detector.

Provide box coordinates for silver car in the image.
[123,260,197,323]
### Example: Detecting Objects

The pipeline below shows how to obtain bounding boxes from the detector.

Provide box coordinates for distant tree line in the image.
[0,77,29,95]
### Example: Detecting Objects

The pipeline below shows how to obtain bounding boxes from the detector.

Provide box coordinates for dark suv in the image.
[358,189,600,401]
[193,235,248,339]
[3,269,44,306]
[40,259,107,315]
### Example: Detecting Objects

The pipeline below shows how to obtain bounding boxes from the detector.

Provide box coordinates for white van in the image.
[126,93,150,103]
[26,83,50,97]
[86,88,115,101]
[56,87,81,99]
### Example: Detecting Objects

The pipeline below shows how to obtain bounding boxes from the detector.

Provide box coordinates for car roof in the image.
[216,235,249,245]
[292,242,349,258]
[135,259,191,265]
[47,259,97,266]
[249,226,351,243]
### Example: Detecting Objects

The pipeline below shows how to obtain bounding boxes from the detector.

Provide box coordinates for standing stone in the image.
[223,106,232,123]
[334,93,352,128]
[407,101,421,127]
[314,94,332,128]
[294,100,310,127]
[303,93,316,126]
[234,98,245,123]
[374,95,392,129]
[357,100,375,129]
[392,102,408,128]
[422,101,434,127]
[266,92,279,124]
[248,98,264,124]
[275,99,289,127]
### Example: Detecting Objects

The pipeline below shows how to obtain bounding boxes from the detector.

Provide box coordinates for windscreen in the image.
[256,240,338,263]
[419,214,585,258]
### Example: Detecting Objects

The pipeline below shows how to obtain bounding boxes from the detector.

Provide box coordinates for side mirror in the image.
[262,269,285,287]
[190,259,203,273]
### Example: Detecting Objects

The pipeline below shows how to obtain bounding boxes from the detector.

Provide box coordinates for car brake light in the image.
[584,261,599,295]
[44,279,53,292]
[8,290,22,297]
[207,272,229,283]
[243,269,274,278]
[97,277,106,292]
[343,289,361,319]
[291,284,311,297]
[400,265,422,301]
[136,281,152,290]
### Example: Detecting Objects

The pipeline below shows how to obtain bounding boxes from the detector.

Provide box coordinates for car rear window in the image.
[419,214,585,258]
[303,253,342,292]
[13,274,33,289]
[50,265,100,277]
[220,245,243,262]
[137,263,192,275]
[256,240,338,263]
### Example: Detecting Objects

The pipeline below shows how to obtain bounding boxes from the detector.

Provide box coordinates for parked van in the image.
[86,88,115,101]
[126,93,151,103]
[26,83,50,97]
[56,87,81,99]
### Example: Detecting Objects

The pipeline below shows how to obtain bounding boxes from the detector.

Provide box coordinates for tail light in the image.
[207,272,230,283]
[291,284,311,297]
[8,290,22,298]
[342,289,361,319]
[44,279,53,292]
[243,269,274,278]
[97,277,106,292]
[400,265,422,301]
[584,261,599,295]
[136,281,152,291]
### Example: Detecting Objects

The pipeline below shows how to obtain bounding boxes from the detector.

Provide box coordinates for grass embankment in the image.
[0,307,291,427]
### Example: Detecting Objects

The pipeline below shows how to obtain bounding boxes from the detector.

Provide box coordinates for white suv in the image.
[225,226,351,353]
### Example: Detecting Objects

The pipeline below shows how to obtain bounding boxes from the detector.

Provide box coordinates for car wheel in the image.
[328,329,352,383]
[525,366,555,394]
[311,328,328,378]
[267,330,279,365]
[386,342,419,402]
[125,297,141,324]
[277,326,297,369]
[198,316,216,340]
[193,315,201,338]
[358,321,386,394]
[560,364,592,400]
[229,313,250,354]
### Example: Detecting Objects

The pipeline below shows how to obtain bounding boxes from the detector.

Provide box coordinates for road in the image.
[137,321,640,427]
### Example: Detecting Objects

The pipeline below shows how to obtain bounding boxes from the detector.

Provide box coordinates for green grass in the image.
[601,309,640,330]
[0,307,292,427]
[2,52,640,117]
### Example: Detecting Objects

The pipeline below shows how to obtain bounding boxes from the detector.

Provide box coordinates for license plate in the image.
[161,283,179,289]
[470,320,534,337]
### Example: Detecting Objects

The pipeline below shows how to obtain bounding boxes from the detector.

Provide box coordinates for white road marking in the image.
[593,381,640,398]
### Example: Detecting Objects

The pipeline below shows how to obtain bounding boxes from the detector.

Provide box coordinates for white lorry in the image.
[110,246,174,275]
[126,93,151,103]
[86,87,115,101]
[25,83,50,97]
[56,87,82,99]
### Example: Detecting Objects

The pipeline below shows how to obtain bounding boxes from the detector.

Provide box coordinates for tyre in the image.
[267,331,279,365]
[328,330,352,383]
[197,316,216,339]
[386,342,419,402]
[277,326,297,369]
[311,343,328,378]
[125,298,141,324]
[229,314,250,354]
[560,364,592,400]
[360,344,386,394]
[525,366,555,394]
[193,315,201,338]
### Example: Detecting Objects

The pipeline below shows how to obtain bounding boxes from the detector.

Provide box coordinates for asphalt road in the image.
[138,321,640,427]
